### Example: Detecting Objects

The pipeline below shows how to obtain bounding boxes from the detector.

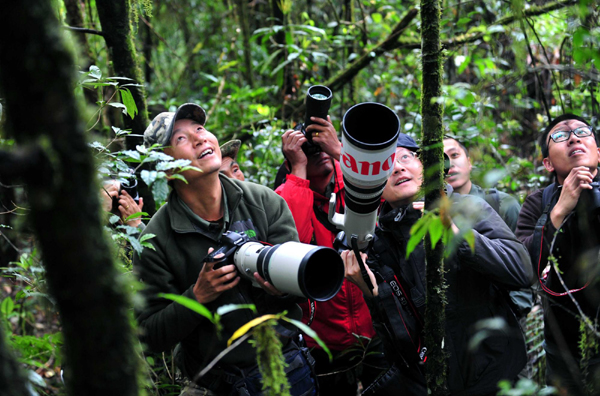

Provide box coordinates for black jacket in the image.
[366,194,533,395]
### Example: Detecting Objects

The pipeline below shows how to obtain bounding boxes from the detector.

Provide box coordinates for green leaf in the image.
[108,102,128,115]
[217,304,257,316]
[152,178,169,203]
[141,170,158,186]
[121,150,141,161]
[428,217,444,249]
[159,293,215,323]
[89,65,102,79]
[120,88,138,119]
[156,159,193,171]
[1,297,14,317]
[371,13,382,23]
[406,214,433,258]
[463,230,475,252]
[139,233,155,243]
[282,317,332,361]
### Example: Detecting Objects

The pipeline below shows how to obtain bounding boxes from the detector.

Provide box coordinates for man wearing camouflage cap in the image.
[134,103,317,395]
[219,139,246,181]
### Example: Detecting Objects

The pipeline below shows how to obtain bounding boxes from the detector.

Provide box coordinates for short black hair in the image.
[539,113,598,158]
[443,135,469,157]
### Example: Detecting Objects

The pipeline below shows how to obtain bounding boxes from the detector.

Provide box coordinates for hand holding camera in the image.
[193,247,241,304]
[550,166,595,228]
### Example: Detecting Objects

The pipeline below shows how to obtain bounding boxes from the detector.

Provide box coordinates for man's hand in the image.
[282,129,308,179]
[306,116,341,161]
[193,248,241,304]
[550,166,594,228]
[118,190,144,227]
[341,250,378,297]
[253,272,284,296]
[101,180,120,212]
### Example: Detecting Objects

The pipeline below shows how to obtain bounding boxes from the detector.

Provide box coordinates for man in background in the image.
[219,139,246,181]
[275,115,387,395]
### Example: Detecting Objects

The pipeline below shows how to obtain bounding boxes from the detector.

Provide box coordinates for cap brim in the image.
[164,103,207,146]
[220,140,241,160]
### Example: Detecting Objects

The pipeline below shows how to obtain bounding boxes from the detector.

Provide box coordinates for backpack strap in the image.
[484,188,501,214]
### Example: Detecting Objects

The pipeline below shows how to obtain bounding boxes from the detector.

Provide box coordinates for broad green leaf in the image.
[152,178,169,203]
[159,293,215,323]
[428,217,444,249]
[371,13,382,24]
[139,233,156,243]
[463,230,475,252]
[141,170,158,186]
[89,65,102,79]
[121,150,141,161]
[156,159,193,171]
[228,314,279,346]
[406,213,433,258]
[282,317,332,361]
[1,297,14,316]
[120,88,138,119]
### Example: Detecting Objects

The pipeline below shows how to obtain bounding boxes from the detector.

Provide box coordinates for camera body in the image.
[296,85,332,157]
[203,231,344,302]
[587,181,600,210]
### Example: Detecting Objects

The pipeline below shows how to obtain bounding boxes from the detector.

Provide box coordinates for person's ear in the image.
[467,156,473,172]
[543,157,555,173]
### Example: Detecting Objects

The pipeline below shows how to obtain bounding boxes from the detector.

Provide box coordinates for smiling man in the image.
[343,133,532,395]
[516,114,600,394]
[134,104,317,396]
[443,136,521,232]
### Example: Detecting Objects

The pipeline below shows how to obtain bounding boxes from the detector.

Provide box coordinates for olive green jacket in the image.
[134,175,301,379]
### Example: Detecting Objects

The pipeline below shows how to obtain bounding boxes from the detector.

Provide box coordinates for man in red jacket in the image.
[275,115,388,395]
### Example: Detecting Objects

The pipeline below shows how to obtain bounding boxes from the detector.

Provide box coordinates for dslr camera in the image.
[294,85,332,157]
[204,231,344,301]
[109,174,140,217]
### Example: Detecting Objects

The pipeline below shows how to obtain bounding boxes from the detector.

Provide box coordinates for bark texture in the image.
[420,0,449,394]
[0,1,139,395]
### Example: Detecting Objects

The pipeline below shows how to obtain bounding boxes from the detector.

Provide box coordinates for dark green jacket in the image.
[134,175,301,380]
[469,184,521,232]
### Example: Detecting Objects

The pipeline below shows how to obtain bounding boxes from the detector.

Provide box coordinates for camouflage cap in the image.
[143,103,207,148]
[220,140,242,161]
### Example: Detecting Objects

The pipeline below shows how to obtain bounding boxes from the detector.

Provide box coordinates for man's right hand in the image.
[193,248,241,304]
[550,166,594,228]
[282,129,308,179]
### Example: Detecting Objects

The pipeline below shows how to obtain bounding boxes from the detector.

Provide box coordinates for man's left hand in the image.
[306,116,341,161]
[254,272,284,296]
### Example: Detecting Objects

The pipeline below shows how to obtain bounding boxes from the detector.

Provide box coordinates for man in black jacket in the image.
[342,133,533,395]
[515,114,600,395]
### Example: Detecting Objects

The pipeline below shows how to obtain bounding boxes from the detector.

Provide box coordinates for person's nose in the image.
[567,130,581,145]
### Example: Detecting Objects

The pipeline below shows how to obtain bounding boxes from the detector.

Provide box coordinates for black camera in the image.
[110,177,140,217]
[203,231,344,301]
[586,181,600,210]
[296,85,332,157]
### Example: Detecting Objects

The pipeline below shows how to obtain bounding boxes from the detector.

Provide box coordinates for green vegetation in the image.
[1,0,599,394]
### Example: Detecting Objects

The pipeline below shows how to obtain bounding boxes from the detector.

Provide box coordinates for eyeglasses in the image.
[547,126,593,144]
[396,151,417,165]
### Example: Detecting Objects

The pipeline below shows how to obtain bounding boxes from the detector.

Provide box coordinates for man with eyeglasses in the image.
[342,133,532,395]
[516,114,600,394]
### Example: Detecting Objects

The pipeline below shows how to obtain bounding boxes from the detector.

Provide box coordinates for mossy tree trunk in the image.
[236,0,254,88]
[0,1,139,395]
[420,0,449,394]
[96,0,149,149]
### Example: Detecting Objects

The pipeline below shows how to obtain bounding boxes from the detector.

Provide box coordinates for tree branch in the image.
[63,25,105,37]
[394,0,578,51]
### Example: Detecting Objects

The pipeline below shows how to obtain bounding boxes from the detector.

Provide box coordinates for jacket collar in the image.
[167,174,244,239]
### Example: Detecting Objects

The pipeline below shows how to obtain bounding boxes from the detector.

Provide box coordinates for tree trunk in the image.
[236,0,254,88]
[420,0,449,394]
[95,0,149,150]
[0,1,139,395]
[0,325,29,396]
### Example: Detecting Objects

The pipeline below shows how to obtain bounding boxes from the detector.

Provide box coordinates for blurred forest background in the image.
[0,0,598,394]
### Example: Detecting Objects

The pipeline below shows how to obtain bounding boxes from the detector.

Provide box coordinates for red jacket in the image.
[275,160,376,351]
